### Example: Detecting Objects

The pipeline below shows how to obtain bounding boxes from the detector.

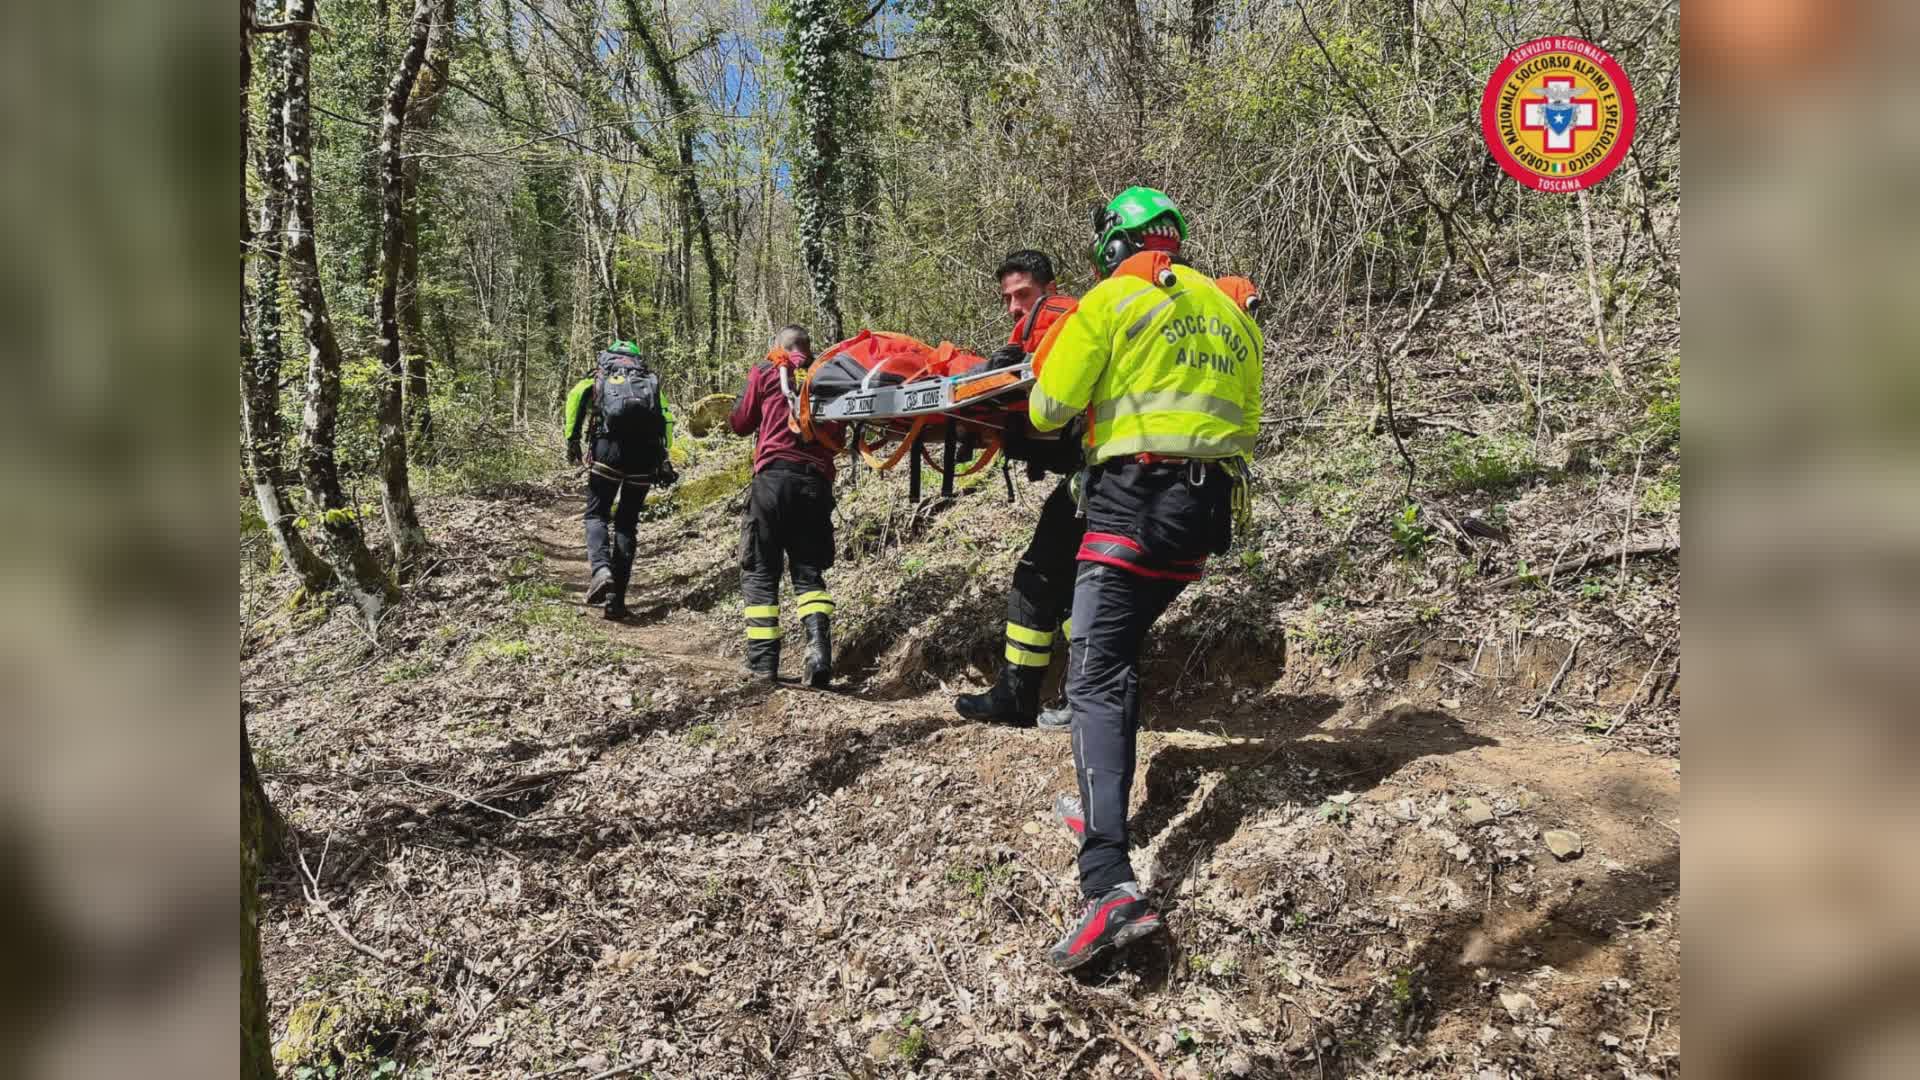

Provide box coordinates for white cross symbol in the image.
[1520,76,1598,154]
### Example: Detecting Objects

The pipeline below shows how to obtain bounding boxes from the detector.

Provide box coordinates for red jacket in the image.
[1012,293,1079,353]
[729,357,845,480]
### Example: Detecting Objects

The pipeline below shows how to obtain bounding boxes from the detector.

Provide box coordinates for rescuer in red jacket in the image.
[729,325,847,686]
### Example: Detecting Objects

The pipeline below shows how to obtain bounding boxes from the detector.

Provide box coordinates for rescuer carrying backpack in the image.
[565,340,678,620]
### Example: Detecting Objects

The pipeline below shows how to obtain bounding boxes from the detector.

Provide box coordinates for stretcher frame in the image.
[782,361,1036,500]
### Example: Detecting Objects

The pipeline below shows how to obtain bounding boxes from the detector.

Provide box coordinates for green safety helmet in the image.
[1090,186,1187,277]
[608,339,642,356]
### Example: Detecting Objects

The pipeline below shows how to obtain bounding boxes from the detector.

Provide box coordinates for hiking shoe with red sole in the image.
[1047,881,1161,971]
[1053,794,1086,839]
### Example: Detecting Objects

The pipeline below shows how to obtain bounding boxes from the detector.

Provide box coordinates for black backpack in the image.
[592,351,666,452]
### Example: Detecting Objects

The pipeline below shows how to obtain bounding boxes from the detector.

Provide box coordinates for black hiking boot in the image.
[802,613,833,689]
[603,596,629,621]
[746,636,781,683]
[1047,882,1161,971]
[586,567,615,606]
[954,662,1042,727]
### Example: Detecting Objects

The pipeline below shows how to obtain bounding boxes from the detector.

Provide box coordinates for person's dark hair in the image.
[772,324,812,353]
[995,249,1055,287]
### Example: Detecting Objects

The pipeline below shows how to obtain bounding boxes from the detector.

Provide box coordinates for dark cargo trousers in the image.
[740,461,836,669]
[1066,461,1231,897]
[584,471,649,601]
[1000,476,1086,679]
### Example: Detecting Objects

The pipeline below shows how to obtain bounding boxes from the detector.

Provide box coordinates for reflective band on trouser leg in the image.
[1005,620,1054,668]
[744,604,782,641]
[1005,621,1054,648]
[1005,642,1052,668]
[796,590,835,617]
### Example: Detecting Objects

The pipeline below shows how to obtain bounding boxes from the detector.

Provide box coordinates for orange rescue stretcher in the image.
[780,254,1262,498]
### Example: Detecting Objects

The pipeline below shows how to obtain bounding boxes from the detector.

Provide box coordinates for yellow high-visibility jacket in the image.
[1028,263,1261,464]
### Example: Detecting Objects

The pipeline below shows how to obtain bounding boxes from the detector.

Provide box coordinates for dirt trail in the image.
[515,493,1682,1075]
[528,494,753,680]
[257,489,1680,1078]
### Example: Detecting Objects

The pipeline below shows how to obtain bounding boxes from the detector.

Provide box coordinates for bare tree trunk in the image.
[1380,0,1414,66]
[1577,189,1625,390]
[241,50,286,1080]
[1190,0,1218,60]
[400,0,454,448]
[515,299,530,429]
[790,0,845,341]
[284,0,399,627]
[1111,0,1151,125]
[527,174,567,409]
[244,6,332,597]
[374,0,436,570]
[625,4,726,361]
[242,709,275,1080]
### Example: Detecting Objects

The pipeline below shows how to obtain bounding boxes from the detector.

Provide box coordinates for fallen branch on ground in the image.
[1493,540,1678,588]
[1528,637,1579,720]
[1108,1028,1166,1080]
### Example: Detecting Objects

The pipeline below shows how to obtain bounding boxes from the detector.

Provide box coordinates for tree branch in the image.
[855,47,930,62]
[251,19,327,35]
[1492,541,1679,589]
[847,0,887,35]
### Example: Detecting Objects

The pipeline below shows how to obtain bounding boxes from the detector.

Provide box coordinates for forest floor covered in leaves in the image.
[247,246,1681,1080]
[246,402,1680,1079]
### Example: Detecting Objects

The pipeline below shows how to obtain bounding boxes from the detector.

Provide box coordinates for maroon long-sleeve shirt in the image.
[729,358,846,480]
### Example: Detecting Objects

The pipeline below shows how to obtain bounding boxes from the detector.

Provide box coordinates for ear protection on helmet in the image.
[1098,234,1141,277]
[1091,206,1140,278]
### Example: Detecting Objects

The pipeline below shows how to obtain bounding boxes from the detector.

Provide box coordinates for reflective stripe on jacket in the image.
[1028,264,1261,464]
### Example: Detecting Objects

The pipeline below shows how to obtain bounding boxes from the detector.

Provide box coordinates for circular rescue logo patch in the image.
[1480,36,1636,193]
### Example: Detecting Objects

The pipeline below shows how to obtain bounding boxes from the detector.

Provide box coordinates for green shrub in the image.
[416,436,550,498]
[1634,356,1681,450]
[944,861,1012,899]
[1389,503,1429,559]
[505,579,567,604]
[466,637,532,667]
[1437,433,1537,492]
[892,1014,929,1063]
[1641,474,1680,515]
[382,658,435,683]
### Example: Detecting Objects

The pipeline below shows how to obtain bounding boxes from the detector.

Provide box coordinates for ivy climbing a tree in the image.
[782,0,874,343]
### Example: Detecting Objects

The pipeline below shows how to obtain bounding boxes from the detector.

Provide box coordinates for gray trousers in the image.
[1066,561,1188,897]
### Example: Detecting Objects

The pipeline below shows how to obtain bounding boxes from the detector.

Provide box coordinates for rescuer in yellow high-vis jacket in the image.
[1026,187,1263,974]
[1029,266,1260,465]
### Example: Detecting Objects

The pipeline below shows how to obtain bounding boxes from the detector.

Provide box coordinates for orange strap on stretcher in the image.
[915,430,1002,477]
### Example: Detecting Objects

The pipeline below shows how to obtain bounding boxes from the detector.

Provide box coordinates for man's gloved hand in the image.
[566,440,582,465]
[1042,417,1087,476]
[656,459,679,487]
[987,343,1027,371]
